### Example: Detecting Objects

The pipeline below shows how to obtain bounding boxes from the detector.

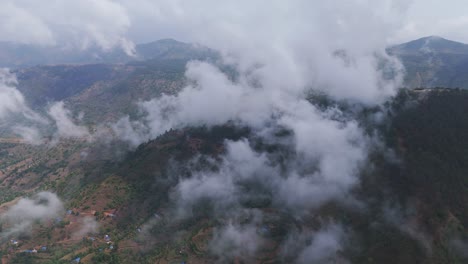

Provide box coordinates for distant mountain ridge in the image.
[0,39,217,68]
[388,36,468,89]
[5,36,468,90]
[391,36,468,54]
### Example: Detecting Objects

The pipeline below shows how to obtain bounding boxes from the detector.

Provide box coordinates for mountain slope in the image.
[13,60,186,124]
[391,36,468,54]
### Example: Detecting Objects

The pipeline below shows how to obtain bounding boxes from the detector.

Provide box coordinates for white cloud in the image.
[2,0,468,52]
[1,192,64,238]
[0,68,46,128]
[296,225,347,264]
[123,0,406,103]
[0,2,54,46]
[48,101,90,139]
[0,0,133,53]
[0,70,89,143]
[391,0,468,44]
[72,217,100,239]
[12,125,43,145]
[209,222,261,261]
[0,69,29,119]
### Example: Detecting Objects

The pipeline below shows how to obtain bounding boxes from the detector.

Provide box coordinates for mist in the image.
[72,216,100,239]
[0,192,64,238]
[0,69,37,121]
[48,101,91,139]
[0,69,93,142]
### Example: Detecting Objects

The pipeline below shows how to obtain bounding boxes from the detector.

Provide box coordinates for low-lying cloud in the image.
[0,69,94,143]
[296,225,347,264]
[48,101,91,139]
[0,69,35,121]
[72,216,100,239]
[209,222,261,262]
[1,192,64,238]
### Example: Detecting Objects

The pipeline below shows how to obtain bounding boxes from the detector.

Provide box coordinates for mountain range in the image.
[4,36,468,90]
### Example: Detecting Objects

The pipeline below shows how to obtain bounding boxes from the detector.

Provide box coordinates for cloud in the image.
[0,69,91,143]
[48,101,91,139]
[111,1,409,148]
[390,0,468,44]
[209,222,261,262]
[12,125,43,145]
[296,225,348,264]
[111,116,150,147]
[0,69,47,141]
[72,217,100,239]
[120,0,406,102]
[0,2,54,46]
[279,223,348,263]
[172,136,364,219]
[7,0,468,54]
[1,192,64,238]
[0,68,30,120]
[0,0,133,53]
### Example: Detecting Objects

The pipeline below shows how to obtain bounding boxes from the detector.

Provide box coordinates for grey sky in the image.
[1,0,468,50]
[393,0,468,43]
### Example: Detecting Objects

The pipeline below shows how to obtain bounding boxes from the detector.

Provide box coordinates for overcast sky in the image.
[394,0,468,43]
[1,0,468,50]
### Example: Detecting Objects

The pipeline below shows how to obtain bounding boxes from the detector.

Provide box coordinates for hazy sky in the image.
[395,0,468,43]
[1,0,468,49]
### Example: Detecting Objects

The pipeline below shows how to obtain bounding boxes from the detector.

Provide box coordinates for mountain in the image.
[389,36,468,88]
[0,39,217,68]
[391,36,468,54]
[9,40,219,124]
[137,39,216,61]
[1,89,468,263]
[13,60,186,123]
[7,36,468,91]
